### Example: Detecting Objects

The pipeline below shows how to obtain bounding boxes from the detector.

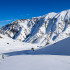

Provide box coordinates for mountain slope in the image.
[0,34,38,54]
[26,37,70,55]
[0,9,70,46]
[5,37,70,56]
[0,37,70,70]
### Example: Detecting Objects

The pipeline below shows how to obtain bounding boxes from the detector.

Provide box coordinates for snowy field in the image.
[0,55,70,70]
[0,34,70,70]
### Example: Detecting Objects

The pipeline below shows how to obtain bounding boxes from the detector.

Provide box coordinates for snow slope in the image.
[25,37,70,55]
[4,36,70,56]
[0,34,38,54]
[0,37,70,70]
[0,55,70,70]
[0,9,70,46]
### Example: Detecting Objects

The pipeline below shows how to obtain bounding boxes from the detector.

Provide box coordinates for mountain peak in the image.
[0,9,70,46]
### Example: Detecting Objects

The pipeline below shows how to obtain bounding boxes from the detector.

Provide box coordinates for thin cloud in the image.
[0,20,12,22]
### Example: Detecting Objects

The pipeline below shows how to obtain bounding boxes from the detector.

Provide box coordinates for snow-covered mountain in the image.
[0,34,70,70]
[0,10,70,70]
[0,9,70,46]
[0,34,38,54]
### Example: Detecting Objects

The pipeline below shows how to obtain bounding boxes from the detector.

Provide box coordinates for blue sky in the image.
[0,0,70,27]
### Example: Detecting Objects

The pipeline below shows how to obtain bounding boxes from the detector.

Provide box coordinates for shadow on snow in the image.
[4,37,70,56]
